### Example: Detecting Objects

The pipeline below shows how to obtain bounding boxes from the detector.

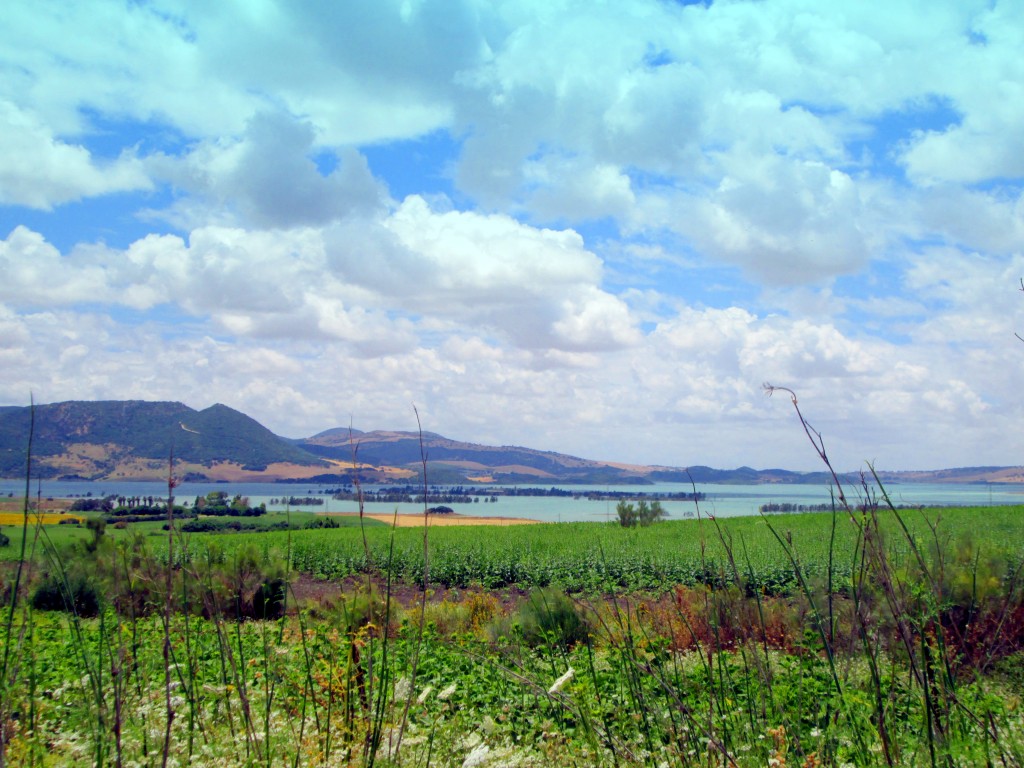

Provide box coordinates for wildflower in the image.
[438,683,457,701]
[416,685,434,704]
[394,677,412,701]
[548,667,574,694]
[462,743,490,768]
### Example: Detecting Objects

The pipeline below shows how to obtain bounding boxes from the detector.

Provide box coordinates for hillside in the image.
[300,428,653,484]
[0,401,328,481]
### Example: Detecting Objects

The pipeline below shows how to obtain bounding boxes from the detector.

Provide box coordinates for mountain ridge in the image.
[1,400,1021,484]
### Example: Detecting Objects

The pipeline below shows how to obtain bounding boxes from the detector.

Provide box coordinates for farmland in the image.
[1,501,1023,766]
[214,505,1023,592]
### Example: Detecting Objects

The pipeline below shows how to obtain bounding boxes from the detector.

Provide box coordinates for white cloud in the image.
[0,292,1020,470]
[2,198,637,355]
[328,195,639,350]
[915,187,1024,255]
[524,158,636,221]
[0,102,150,208]
[899,3,1024,185]
[631,153,889,283]
[0,227,110,304]
[0,0,478,145]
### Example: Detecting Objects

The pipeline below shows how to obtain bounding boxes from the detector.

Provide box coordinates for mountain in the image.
[299,428,655,484]
[0,400,328,481]
[2,400,1022,484]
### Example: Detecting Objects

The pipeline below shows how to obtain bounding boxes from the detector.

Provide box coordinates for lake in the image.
[2,478,1022,523]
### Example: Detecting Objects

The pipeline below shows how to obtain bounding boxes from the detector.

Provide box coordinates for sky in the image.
[1,0,1023,473]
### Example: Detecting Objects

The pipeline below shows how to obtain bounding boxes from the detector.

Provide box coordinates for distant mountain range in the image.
[1,400,1021,485]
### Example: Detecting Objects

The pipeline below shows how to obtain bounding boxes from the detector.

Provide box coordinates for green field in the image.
[1,503,1023,766]
[195,505,1024,592]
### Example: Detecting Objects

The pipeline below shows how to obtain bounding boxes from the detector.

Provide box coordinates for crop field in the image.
[0,512,82,526]
[0,502,1023,766]
[199,505,1024,592]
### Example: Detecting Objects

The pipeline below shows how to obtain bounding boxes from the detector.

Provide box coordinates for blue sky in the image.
[1,0,1023,471]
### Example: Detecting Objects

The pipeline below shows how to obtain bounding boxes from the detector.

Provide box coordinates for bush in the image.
[252,577,287,620]
[196,543,289,620]
[84,517,106,554]
[517,587,589,648]
[336,587,394,636]
[70,496,115,513]
[31,573,101,617]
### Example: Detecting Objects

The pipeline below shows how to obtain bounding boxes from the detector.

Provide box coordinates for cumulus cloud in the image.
[0,227,110,304]
[524,158,636,222]
[155,111,388,228]
[629,153,890,284]
[327,196,639,350]
[2,196,638,355]
[0,0,474,143]
[898,3,1024,185]
[0,102,150,208]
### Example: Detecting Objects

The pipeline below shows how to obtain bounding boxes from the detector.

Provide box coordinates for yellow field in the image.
[0,512,82,525]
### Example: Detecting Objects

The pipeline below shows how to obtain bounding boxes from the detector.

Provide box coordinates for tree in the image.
[615,499,668,527]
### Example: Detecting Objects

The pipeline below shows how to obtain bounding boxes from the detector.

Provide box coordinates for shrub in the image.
[31,573,101,617]
[517,587,589,648]
[336,586,395,636]
[84,517,106,554]
[252,577,287,619]
[424,600,472,635]
[194,542,289,620]
[70,496,115,512]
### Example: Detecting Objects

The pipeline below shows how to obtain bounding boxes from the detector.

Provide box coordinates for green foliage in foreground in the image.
[1,504,1024,765]
[182,506,1024,593]
[3,601,1022,767]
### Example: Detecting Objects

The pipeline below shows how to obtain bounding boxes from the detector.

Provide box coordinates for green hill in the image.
[0,400,326,479]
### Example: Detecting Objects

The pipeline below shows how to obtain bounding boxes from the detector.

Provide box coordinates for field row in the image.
[183,505,1024,592]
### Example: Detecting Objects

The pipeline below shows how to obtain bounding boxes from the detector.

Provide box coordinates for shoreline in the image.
[326,511,543,527]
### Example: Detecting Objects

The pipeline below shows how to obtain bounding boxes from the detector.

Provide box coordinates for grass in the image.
[0,500,1021,765]
[0,509,387,562]
[180,505,1024,592]
[4,577,1024,766]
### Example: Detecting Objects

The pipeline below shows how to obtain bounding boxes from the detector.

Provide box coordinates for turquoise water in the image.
[2,478,1022,523]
